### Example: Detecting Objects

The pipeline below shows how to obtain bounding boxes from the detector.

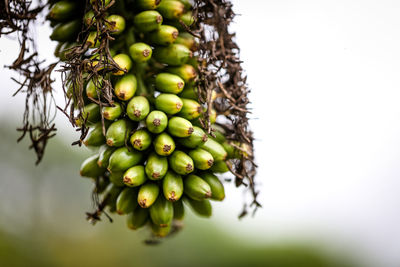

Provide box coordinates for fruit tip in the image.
[205,191,212,198]
[139,199,147,208]
[106,139,114,146]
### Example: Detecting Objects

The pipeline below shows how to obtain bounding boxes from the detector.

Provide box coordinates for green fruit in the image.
[153,132,175,156]
[168,116,193,137]
[173,200,184,220]
[113,54,132,75]
[177,0,192,9]
[155,73,185,94]
[157,0,184,20]
[134,11,163,33]
[97,145,116,168]
[86,31,100,48]
[116,187,138,214]
[151,222,171,237]
[189,148,214,170]
[106,119,133,147]
[199,138,227,162]
[80,155,105,177]
[127,207,149,230]
[210,160,230,173]
[102,102,122,121]
[178,98,201,120]
[54,41,64,58]
[177,126,207,148]
[154,44,192,66]
[86,77,102,99]
[178,85,198,100]
[90,0,111,6]
[123,165,147,187]
[48,1,77,21]
[106,15,126,35]
[184,197,212,218]
[76,103,100,126]
[84,10,95,26]
[50,19,81,42]
[108,147,143,172]
[127,96,150,121]
[136,0,162,10]
[109,171,125,187]
[175,32,196,51]
[129,42,152,62]
[103,184,123,213]
[83,122,106,147]
[162,171,183,201]
[167,64,196,83]
[200,172,225,201]
[183,174,212,200]
[146,110,168,133]
[180,11,194,27]
[168,151,193,175]
[148,25,179,46]
[155,94,183,115]
[145,153,168,180]
[130,129,152,151]
[114,74,137,101]
[58,42,75,61]
[95,176,110,194]
[150,196,173,227]
[211,125,226,143]
[138,182,160,208]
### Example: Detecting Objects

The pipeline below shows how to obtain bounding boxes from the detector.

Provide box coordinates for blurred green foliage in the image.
[0,120,358,267]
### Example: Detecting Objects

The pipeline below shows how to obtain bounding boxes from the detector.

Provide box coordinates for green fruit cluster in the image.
[47,0,243,238]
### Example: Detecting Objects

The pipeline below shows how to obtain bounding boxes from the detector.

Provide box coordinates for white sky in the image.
[1,0,400,266]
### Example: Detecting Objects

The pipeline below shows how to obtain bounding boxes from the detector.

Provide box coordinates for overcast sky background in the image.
[1,1,400,266]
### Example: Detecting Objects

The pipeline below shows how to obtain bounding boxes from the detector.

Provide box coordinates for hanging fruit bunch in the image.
[2,0,259,240]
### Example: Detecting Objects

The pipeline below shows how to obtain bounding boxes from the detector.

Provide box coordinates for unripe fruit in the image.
[114,74,137,101]
[151,222,171,237]
[157,0,184,20]
[199,138,227,162]
[97,145,116,168]
[134,11,163,32]
[155,94,183,115]
[199,172,225,201]
[48,0,78,22]
[130,129,152,151]
[84,122,106,147]
[183,174,212,200]
[162,171,183,201]
[103,184,123,213]
[169,150,194,175]
[86,77,102,99]
[146,111,168,133]
[175,32,197,51]
[113,54,132,75]
[153,132,175,156]
[178,85,198,100]
[210,160,230,173]
[102,103,122,121]
[129,42,152,62]
[123,165,147,187]
[148,25,179,46]
[108,147,143,172]
[109,171,125,187]
[84,10,95,26]
[127,96,150,121]
[153,44,192,66]
[106,15,126,35]
[180,12,195,27]
[155,73,185,94]
[116,187,138,214]
[136,0,162,10]
[183,197,212,218]
[189,148,214,170]
[167,64,197,83]
[106,119,133,147]
[177,126,207,148]
[127,207,149,230]
[80,155,105,177]
[173,200,185,220]
[178,98,201,120]
[86,31,100,48]
[145,153,168,180]
[50,20,81,42]
[138,182,160,208]
[150,196,173,227]
[168,116,194,137]
[76,103,100,126]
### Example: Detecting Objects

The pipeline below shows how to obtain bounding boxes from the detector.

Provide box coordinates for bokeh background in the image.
[1,0,400,266]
